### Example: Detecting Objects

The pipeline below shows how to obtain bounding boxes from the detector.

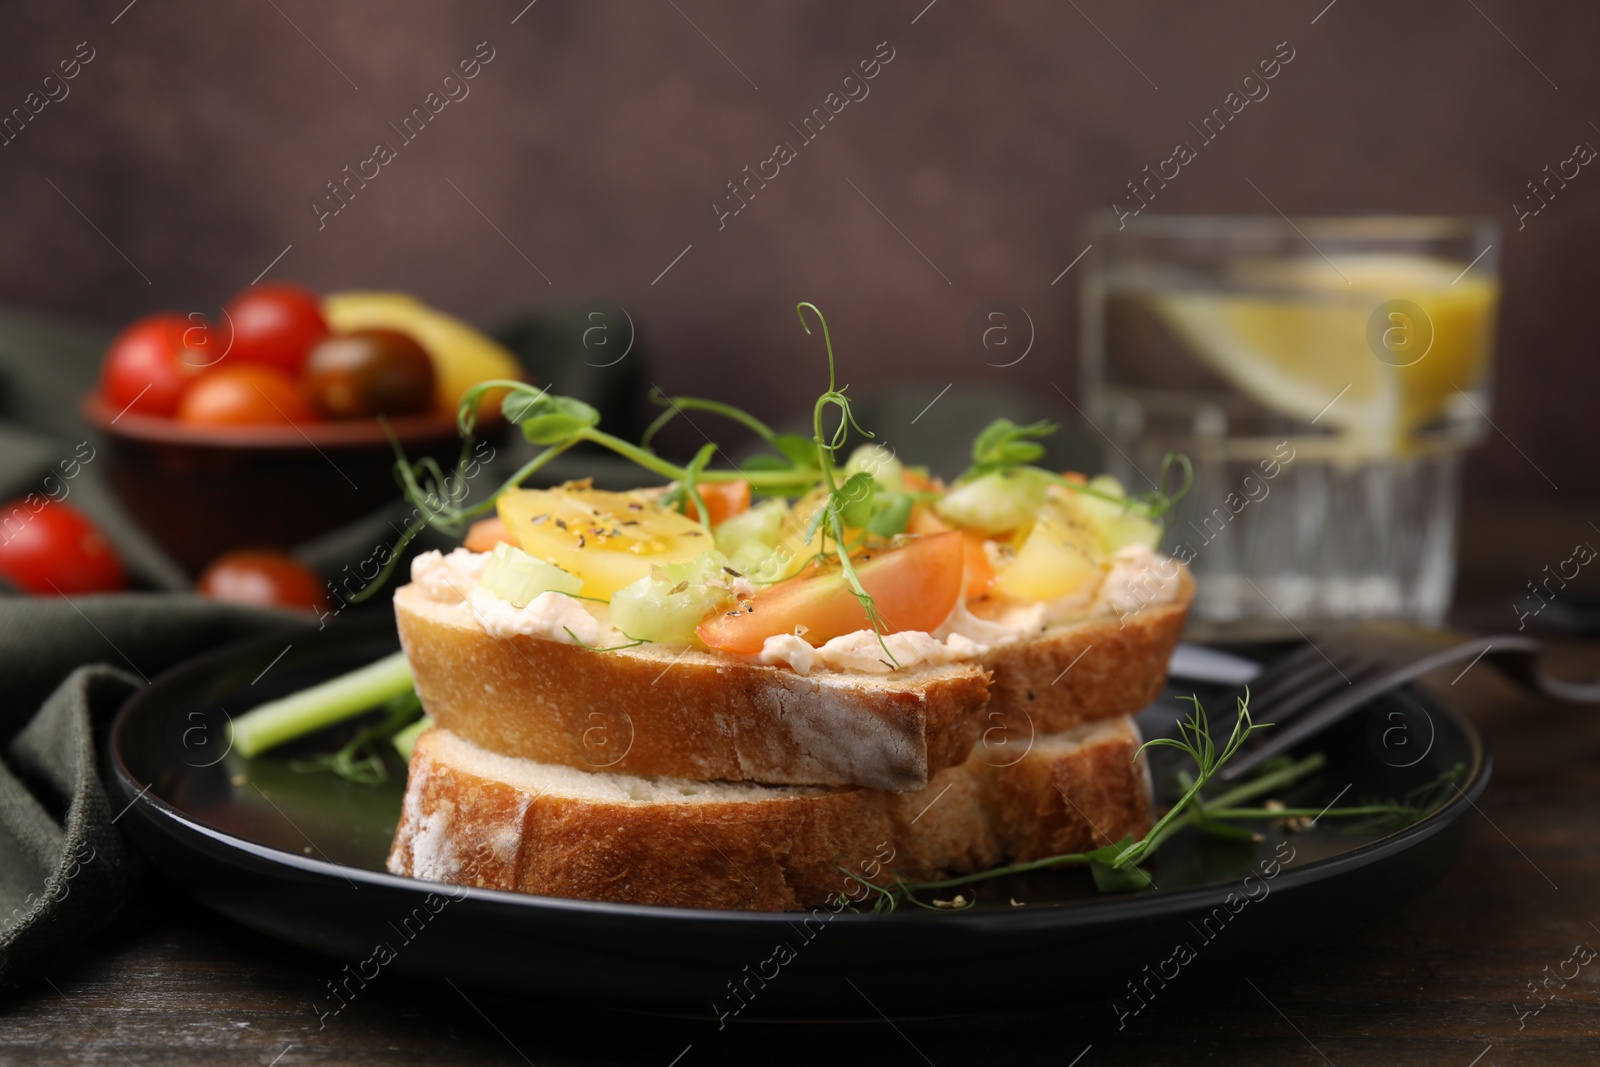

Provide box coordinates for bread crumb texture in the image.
[388,720,1151,911]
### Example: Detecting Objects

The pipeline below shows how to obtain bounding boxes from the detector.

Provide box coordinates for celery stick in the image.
[229,651,415,759]
[391,714,434,760]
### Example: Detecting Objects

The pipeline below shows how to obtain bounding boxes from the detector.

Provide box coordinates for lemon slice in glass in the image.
[1152,253,1498,445]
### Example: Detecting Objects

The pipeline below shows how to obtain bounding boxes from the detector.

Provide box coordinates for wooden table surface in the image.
[3,508,1598,1066]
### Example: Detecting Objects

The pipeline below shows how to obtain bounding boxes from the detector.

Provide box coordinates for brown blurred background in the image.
[0,0,1595,522]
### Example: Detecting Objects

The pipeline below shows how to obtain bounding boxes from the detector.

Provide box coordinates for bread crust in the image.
[387,721,1151,911]
[393,572,1190,792]
[396,584,992,793]
[981,721,1158,861]
[978,570,1193,736]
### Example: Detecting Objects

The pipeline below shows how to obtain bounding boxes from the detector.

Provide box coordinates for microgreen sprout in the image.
[957,417,1194,532]
[562,627,648,652]
[288,688,422,786]
[356,379,815,600]
[795,301,899,667]
[366,303,905,662]
[864,694,1461,911]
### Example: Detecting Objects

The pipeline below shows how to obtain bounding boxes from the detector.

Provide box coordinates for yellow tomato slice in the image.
[496,486,709,599]
[993,499,1099,601]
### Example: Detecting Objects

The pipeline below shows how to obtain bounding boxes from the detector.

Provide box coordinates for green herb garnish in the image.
[968,417,1059,475]
[957,416,1193,531]
[363,303,908,661]
[359,308,857,600]
[288,688,423,786]
[795,302,899,666]
[855,694,1460,911]
[562,626,648,652]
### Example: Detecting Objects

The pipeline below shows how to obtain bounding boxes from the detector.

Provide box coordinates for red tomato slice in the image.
[907,505,996,601]
[684,480,750,527]
[463,516,513,552]
[959,534,996,599]
[697,531,963,655]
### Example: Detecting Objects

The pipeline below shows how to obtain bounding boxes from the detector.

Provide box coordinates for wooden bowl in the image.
[83,396,494,573]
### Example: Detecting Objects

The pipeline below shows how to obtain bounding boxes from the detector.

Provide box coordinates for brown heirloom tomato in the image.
[303,329,436,419]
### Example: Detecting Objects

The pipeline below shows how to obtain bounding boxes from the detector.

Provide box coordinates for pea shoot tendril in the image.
[844,694,1465,912]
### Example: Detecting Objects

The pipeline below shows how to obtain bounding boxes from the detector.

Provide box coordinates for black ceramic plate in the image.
[107,617,1489,1019]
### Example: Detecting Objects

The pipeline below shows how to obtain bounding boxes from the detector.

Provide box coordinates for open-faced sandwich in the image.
[371,304,1196,911]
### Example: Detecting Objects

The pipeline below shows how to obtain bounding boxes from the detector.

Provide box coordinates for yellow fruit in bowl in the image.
[496,485,709,599]
[322,292,524,415]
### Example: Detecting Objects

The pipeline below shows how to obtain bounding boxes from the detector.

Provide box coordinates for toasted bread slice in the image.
[394,573,1189,792]
[386,718,1150,911]
[396,583,993,793]
[980,570,1193,736]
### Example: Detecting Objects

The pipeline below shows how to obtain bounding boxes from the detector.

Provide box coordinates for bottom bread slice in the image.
[387,719,1151,911]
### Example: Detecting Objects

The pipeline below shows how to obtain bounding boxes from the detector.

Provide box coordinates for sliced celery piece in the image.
[391,714,434,760]
[609,550,736,643]
[713,498,786,558]
[843,443,905,492]
[934,469,1050,534]
[228,651,414,759]
[478,541,583,606]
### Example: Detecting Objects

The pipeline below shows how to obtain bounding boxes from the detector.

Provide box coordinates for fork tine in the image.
[1202,645,1323,718]
[1254,654,1395,725]
[1246,643,1327,691]
[1206,647,1388,763]
[1250,659,1361,723]
[1217,637,1500,781]
[1246,647,1347,711]
[1210,644,1344,728]
[1158,656,1329,754]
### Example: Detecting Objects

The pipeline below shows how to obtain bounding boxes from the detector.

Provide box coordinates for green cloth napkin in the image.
[0,596,312,988]
[0,305,322,989]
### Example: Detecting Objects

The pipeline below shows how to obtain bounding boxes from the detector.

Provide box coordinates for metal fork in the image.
[1209,623,1600,782]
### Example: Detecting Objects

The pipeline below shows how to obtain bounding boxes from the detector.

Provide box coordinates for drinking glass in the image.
[1082,214,1500,639]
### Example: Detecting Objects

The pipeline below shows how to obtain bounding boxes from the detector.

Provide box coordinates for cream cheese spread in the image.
[409,541,1183,675]
[755,544,1183,675]
[412,549,610,646]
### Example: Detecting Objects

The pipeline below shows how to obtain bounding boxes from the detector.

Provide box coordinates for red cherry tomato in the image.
[99,313,218,418]
[198,550,328,612]
[0,500,126,595]
[222,283,329,375]
[176,365,317,426]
